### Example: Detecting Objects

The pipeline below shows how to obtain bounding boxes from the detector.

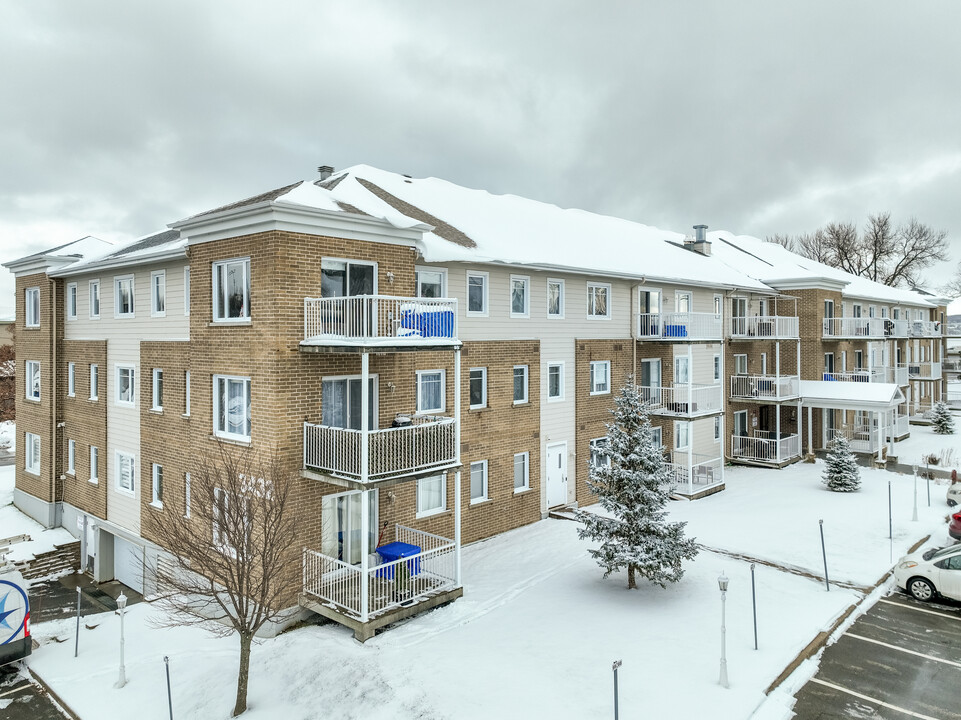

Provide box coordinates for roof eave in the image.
[48,246,188,278]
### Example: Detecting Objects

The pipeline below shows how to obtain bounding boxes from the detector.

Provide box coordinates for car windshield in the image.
[923,546,961,561]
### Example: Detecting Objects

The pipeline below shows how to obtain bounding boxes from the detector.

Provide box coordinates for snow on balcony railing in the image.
[665,453,723,493]
[729,375,800,400]
[909,320,942,338]
[304,295,458,344]
[731,433,801,463]
[907,361,942,379]
[821,317,884,338]
[638,384,722,416]
[303,414,456,482]
[636,312,722,341]
[729,315,799,339]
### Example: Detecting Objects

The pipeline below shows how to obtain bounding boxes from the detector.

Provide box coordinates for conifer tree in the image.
[821,435,861,492]
[930,401,955,435]
[576,381,698,589]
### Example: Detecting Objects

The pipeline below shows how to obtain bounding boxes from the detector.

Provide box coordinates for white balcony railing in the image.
[731,432,801,464]
[909,320,942,338]
[664,453,723,493]
[729,374,800,400]
[636,312,723,341]
[946,391,961,410]
[888,414,910,437]
[907,361,942,379]
[822,370,885,383]
[885,365,910,386]
[303,415,457,482]
[304,295,458,345]
[821,317,884,338]
[828,428,880,454]
[729,315,799,339]
[638,384,723,416]
[888,320,910,337]
[943,360,961,372]
[302,525,456,621]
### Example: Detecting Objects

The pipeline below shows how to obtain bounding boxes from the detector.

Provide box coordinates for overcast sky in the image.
[3,1,961,318]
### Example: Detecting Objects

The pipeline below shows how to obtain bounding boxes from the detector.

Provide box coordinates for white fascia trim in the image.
[49,248,187,278]
[763,276,849,292]
[3,255,82,277]
[841,291,935,308]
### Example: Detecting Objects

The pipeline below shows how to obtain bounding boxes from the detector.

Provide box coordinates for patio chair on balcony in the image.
[694,465,714,484]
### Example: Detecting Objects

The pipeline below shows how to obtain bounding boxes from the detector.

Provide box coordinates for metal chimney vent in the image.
[689,224,711,255]
[318,165,334,181]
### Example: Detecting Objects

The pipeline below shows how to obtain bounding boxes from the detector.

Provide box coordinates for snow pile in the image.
[0,465,75,563]
[0,420,14,451]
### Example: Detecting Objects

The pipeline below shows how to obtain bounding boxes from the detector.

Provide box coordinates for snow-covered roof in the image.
[799,381,905,410]
[2,236,115,275]
[47,229,187,277]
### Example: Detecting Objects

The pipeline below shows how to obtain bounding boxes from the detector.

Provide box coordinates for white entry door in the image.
[113,536,144,594]
[546,442,568,508]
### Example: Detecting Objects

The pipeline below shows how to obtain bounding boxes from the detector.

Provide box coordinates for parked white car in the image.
[948,483,961,507]
[894,545,961,602]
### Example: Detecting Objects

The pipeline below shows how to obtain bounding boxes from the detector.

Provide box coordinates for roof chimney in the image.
[318,165,334,181]
[687,224,712,255]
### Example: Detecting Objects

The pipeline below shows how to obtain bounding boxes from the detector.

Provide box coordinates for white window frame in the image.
[675,291,692,313]
[90,364,99,400]
[714,416,721,443]
[713,354,721,382]
[760,353,768,376]
[184,370,191,416]
[152,368,164,411]
[590,360,611,395]
[89,280,101,320]
[116,450,136,496]
[674,356,690,384]
[114,274,135,318]
[90,446,99,484]
[415,266,447,298]
[674,421,691,450]
[68,362,75,397]
[25,287,40,328]
[115,365,136,407]
[67,439,76,475]
[713,294,723,317]
[510,275,530,318]
[513,365,529,405]
[470,459,489,504]
[733,354,748,375]
[466,271,489,317]
[151,270,166,317]
[66,282,77,320]
[547,279,565,319]
[184,267,190,316]
[212,257,251,322]
[151,463,164,508]
[586,282,612,319]
[589,437,611,469]
[416,369,446,414]
[468,367,487,410]
[25,432,40,475]
[513,452,530,493]
[416,474,446,518]
[547,362,565,402]
[213,375,252,442]
[25,361,40,401]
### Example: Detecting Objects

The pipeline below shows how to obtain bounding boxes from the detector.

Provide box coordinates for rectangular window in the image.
[184,267,190,316]
[416,370,445,414]
[114,275,135,318]
[547,279,564,318]
[152,368,164,410]
[548,363,564,401]
[675,421,690,450]
[824,299,835,319]
[590,360,610,395]
[89,280,100,319]
[415,267,445,298]
[184,472,191,518]
[213,258,251,321]
[714,416,721,442]
[510,275,530,318]
[90,364,99,400]
[25,432,40,475]
[467,271,488,315]
[674,356,690,384]
[116,451,135,494]
[589,438,610,468]
[824,353,835,374]
[760,353,768,376]
[714,294,723,316]
[587,282,611,318]
[151,463,164,507]
[116,365,135,407]
[25,287,40,327]
[469,367,487,409]
[90,446,99,483]
[68,362,76,397]
[25,361,40,400]
[67,439,75,474]
[713,354,721,382]
[734,354,748,375]
[416,474,446,517]
[66,283,77,320]
[470,460,488,503]
[184,371,191,416]
[214,375,252,441]
[513,452,530,492]
[151,270,166,317]
[855,350,863,370]
[675,292,692,313]
[513,365,529,404]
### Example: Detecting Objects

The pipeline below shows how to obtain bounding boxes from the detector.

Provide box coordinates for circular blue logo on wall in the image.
[0,579,28,645]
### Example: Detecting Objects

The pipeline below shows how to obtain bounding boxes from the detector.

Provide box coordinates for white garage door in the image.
[113,536,144,594]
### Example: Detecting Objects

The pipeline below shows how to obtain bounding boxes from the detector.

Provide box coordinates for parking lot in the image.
[792,590,961,719]
[0,669,68,720]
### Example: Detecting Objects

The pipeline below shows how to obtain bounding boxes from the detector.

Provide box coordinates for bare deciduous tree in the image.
[144,443,299,717]
[0,344,15,422]
[766,213,948,288]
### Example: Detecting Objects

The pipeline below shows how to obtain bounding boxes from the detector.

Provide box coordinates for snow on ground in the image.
[0,419,14,451]
[0,464,75,562]
[888,417,961,470]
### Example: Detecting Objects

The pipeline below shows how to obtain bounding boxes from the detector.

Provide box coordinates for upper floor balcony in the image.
[907,361,942,379]
[821,366,908,385]
[636,312,722,342]
[729,374,800,401]
[729,315,799,340]
[908,320,942,338]
[822,317,884,339]
[638,384,723,418]
[302,296,460,352]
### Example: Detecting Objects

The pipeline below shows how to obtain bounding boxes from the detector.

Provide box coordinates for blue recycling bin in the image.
[375,541,421,579]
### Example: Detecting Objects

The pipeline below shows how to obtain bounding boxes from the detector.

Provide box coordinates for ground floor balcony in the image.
[947,390,961,410]
[908,361,941,379]
[731,432,801,466]
[639,383,722,417]
[665,452,724,498]
[888,414,911,440]
[828,427,883,455]
[635,311,722,341]
[729,374,800,402]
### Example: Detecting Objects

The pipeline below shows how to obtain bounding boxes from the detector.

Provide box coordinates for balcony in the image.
[638,384,723,417]
[636,312,722,341]
[302,296,459,352]
[729,315,799,340]
[303,415,457,483]
[907,361,942,379]
[888,414,910,439]
[731,432,801,466]
[729,374,800,401]
[828,427,881,455]
[909,320,942,338]
[822,369,885,383]
[664,452,723,496]
[822,317,884,339]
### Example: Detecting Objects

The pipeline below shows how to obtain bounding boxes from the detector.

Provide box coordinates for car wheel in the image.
[908,577,936,601]
[949,499,958,507]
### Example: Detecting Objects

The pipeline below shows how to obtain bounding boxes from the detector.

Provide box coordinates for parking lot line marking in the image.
[810,678,942,720]
[880,598,961,622]
[846,633,961,668]
[0,683,30,699]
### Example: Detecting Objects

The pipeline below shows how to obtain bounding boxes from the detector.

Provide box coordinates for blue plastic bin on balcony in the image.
[663,324,688,337]
[399,307,455,338]
[375,541,422,579]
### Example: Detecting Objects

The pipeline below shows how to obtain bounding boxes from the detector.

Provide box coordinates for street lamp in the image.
[115,592,128,689]
[718,572,729,688]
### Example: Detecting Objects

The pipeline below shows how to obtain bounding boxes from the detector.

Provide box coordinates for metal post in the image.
[116,593,127,688]
[819,519,829,591]
[612,660,622,720]
[888,478,893,563]
[687,343,693,496]
[718,574,729,688]
[750,563,758,650]
[360,488,370,623]
[807,405,813,457]
[360,352,369,483]
[454,470,462,586]
[912,465,919,522]
[164,656,174,720]
[926,464,931,507]
[454,348,461,464]
[74,585,82,658]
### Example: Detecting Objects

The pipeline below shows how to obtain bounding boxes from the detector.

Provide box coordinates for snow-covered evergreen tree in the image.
[575,381,698,589]
[930,401,955,435]
[821,435,861,492]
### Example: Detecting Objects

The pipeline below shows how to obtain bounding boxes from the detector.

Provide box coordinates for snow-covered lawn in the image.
[0,464,75,562]
[0,419,14,451]
[888,416,961,470]
[25,458,954,720]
